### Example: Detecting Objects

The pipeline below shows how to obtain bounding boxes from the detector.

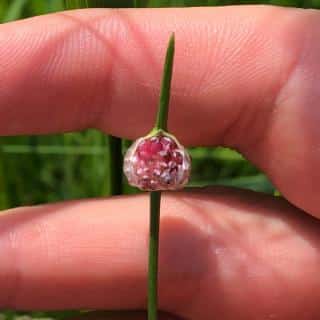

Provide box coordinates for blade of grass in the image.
[145,0,169,7]
[184,0,208,5]
[0,2,9,20]
[269,0,301,5]
[2,0,28,22]
[105,135,123,196]
[46,0,65,12]
[0,150,9,210]
[64,0,89,9]
[148,33,175,320]
[304,0,320,8]
[85,0,135,7]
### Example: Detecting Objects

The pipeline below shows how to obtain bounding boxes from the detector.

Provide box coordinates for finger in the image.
[1,6,320,218]
[0,5,309,141]
[1,189,320,319]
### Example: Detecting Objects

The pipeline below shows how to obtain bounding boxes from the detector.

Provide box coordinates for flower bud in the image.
[123,132,191,191]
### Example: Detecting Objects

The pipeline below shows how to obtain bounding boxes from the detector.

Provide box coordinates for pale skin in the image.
[1,4,320,319]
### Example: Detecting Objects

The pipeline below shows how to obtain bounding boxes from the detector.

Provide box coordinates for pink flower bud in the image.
[123,133,191,191]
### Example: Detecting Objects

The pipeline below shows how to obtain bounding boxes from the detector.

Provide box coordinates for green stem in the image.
[148,191,161,320]
[105,135,123,196]
[0,146,9,210]
[148,34,175,320]
[154,34,175,132]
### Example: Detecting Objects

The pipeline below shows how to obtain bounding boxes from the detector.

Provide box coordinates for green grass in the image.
[0,0,317,318]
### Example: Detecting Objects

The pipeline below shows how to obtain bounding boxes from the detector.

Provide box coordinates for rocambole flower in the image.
[124,130,191,191]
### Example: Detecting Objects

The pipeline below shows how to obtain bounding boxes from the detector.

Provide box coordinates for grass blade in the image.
[0,150,9,209]
[83,0,135,7]
[105,135,123,196]
[64,0,89,9]
[2,0,28,22]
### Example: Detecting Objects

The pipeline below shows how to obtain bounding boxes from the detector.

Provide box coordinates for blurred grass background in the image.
[0,0,317,318]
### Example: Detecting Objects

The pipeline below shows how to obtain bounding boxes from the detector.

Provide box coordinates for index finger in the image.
[1,6,320,217]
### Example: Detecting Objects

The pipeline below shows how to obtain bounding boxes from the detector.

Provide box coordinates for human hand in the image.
[1,5,320,319]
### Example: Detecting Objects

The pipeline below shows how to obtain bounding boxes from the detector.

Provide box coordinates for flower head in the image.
[124,132,191,191]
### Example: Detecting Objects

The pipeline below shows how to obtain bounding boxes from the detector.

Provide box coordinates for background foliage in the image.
[0,0,317,318]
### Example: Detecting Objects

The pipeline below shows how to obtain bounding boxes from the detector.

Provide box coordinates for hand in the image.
[1,5,320,319]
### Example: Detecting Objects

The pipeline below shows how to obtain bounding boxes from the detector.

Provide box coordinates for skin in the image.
[0,5,320,319]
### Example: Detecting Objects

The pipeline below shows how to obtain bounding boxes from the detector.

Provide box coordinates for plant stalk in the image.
[148,191,161,320]
[148,33,175,320]
[105,135,123,196]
